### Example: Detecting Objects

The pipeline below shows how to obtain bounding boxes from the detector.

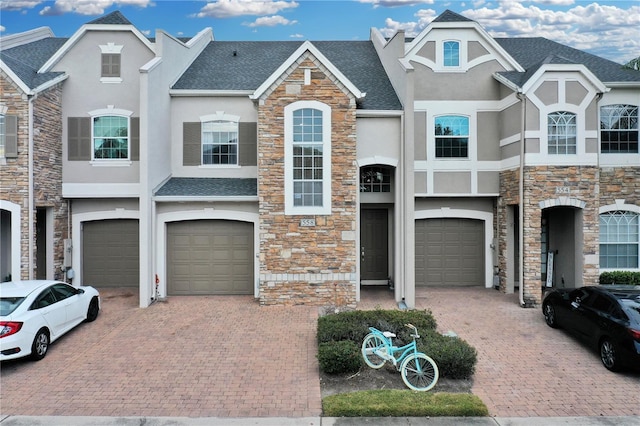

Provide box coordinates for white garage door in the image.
[415,218,484,286]
[82,219,139,288]
[167,220,254,295]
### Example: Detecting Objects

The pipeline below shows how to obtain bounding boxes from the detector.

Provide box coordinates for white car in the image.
[0,280,100,361]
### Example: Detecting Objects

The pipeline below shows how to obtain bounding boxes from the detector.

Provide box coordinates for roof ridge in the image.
[86,10,132,26]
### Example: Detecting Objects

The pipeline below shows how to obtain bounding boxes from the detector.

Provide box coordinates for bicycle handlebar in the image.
[405,323,420,338]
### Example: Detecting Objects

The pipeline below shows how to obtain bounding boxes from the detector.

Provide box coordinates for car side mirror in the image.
[77,288,85,294]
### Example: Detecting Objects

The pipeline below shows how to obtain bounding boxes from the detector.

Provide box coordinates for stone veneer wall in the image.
[0,72,66,280]
[497,168,519,293]
[599,168,640,206]
[257,53,358,306]
[522,166,599,306]
[498,166,600,306]
[33,84,67,280]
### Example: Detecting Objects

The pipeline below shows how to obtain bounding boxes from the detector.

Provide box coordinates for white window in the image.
[443,41,460,67]
[435,115,469,158]
[600,104,638,153]
[202,120,238,165]
[548,111,576,154]
[600,211,639,269]
[92,115,129,160]
[284,101,331,215]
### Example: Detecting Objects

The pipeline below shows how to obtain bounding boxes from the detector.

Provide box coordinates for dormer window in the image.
[443,41,460,67]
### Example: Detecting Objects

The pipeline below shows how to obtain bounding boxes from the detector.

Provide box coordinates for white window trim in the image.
[599,201,640,272]
[199,111,240,166]
[89,107,133,166]
[433,114,471,160]
[99,43,123,83]
[443,40,461,68]
[284,101,332,216]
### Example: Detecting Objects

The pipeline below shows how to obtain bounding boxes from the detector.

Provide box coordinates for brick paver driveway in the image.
[361,286,640,417]
[0,289,322,418]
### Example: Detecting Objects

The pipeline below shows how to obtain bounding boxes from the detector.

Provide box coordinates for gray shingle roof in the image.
[87,10,132,25]
[172,40,402,111]
[433,9,473,23]
[1,38,67,90]
[155,178,257,197]
[496,37,640,86]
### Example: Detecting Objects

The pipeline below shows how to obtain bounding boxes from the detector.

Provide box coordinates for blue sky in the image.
[1,0,638,64]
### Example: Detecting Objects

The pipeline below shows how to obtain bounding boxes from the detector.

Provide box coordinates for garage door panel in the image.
[416,218,483,287]
[167,220,254,295]
[83,219,139,288]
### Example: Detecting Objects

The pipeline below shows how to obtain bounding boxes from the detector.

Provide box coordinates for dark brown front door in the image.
[361,209,388,282]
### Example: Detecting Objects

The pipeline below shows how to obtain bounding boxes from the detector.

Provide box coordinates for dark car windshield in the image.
[0,297,26,316]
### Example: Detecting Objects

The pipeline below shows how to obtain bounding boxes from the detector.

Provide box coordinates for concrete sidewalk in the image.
[2,415,640,425]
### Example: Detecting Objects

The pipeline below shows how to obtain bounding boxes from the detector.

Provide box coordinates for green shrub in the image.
[317,340,361,374]
[317,309,437,344]
[599,271,640,285]
[317,309,477,379]
[419,331,477,380]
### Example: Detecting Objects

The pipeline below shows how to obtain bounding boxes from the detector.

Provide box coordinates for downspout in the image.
[27,93,37,280]
[399,111,406,306]
[516,92,526,307]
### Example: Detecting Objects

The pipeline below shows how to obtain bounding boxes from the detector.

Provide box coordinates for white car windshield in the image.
[0,297,26,316]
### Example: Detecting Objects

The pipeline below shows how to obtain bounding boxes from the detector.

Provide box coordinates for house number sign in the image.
[300,218,316,227]
[555,186,571,194]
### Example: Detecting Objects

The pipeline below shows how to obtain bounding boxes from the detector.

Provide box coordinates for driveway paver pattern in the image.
[360,286,640,418]
[0,289,322,418]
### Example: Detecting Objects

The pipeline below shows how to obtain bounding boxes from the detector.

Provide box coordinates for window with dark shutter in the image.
[68,117,91,161]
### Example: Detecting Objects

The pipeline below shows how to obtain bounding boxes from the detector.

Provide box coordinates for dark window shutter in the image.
[238,122,257,166]
[4,115,18,158]
[183,122,201,166]
[68,117,91,161]
[130,117,139,161]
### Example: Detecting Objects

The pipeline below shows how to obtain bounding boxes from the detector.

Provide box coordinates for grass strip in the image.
[322,390,489,417]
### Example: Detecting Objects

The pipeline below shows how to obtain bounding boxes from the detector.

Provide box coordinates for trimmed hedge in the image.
[318,340,361,374]
[317,309,477,379]
[599,271,640,285]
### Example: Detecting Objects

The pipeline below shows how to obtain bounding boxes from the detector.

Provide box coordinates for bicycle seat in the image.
[383,331,396,338]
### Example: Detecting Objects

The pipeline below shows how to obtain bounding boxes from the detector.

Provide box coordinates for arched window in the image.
[284,101,331,215]
[600,211,639,268]
[600,104,638,153]
[548,111,576,154]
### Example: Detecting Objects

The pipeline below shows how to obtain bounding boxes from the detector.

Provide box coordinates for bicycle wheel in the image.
[400,353,439,391]
[361,333,387,369]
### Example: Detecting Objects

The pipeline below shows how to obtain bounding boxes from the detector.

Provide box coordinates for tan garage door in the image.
[167,220,254,295]
[83,219,139,287]
[415,218,484,286]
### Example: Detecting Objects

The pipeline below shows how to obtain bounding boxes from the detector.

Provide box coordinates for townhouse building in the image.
[1,10,638,309]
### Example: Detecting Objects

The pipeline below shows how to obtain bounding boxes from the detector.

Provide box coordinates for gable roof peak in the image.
[433,9,473,23]
[86,10,132,26]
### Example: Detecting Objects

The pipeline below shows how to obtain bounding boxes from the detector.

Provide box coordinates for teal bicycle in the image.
[361,323,439,391]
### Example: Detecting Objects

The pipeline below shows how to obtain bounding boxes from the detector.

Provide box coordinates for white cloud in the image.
[0,1,42,11]
[289,33,304,38]
[196,0,298,19]
[245,15,297,27]
[379,1,639,64]
[39,0,152,16]
[359,0,434,8]
[0,25,5,32]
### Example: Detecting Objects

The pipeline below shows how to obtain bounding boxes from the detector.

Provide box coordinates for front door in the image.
[360,209,388,283]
